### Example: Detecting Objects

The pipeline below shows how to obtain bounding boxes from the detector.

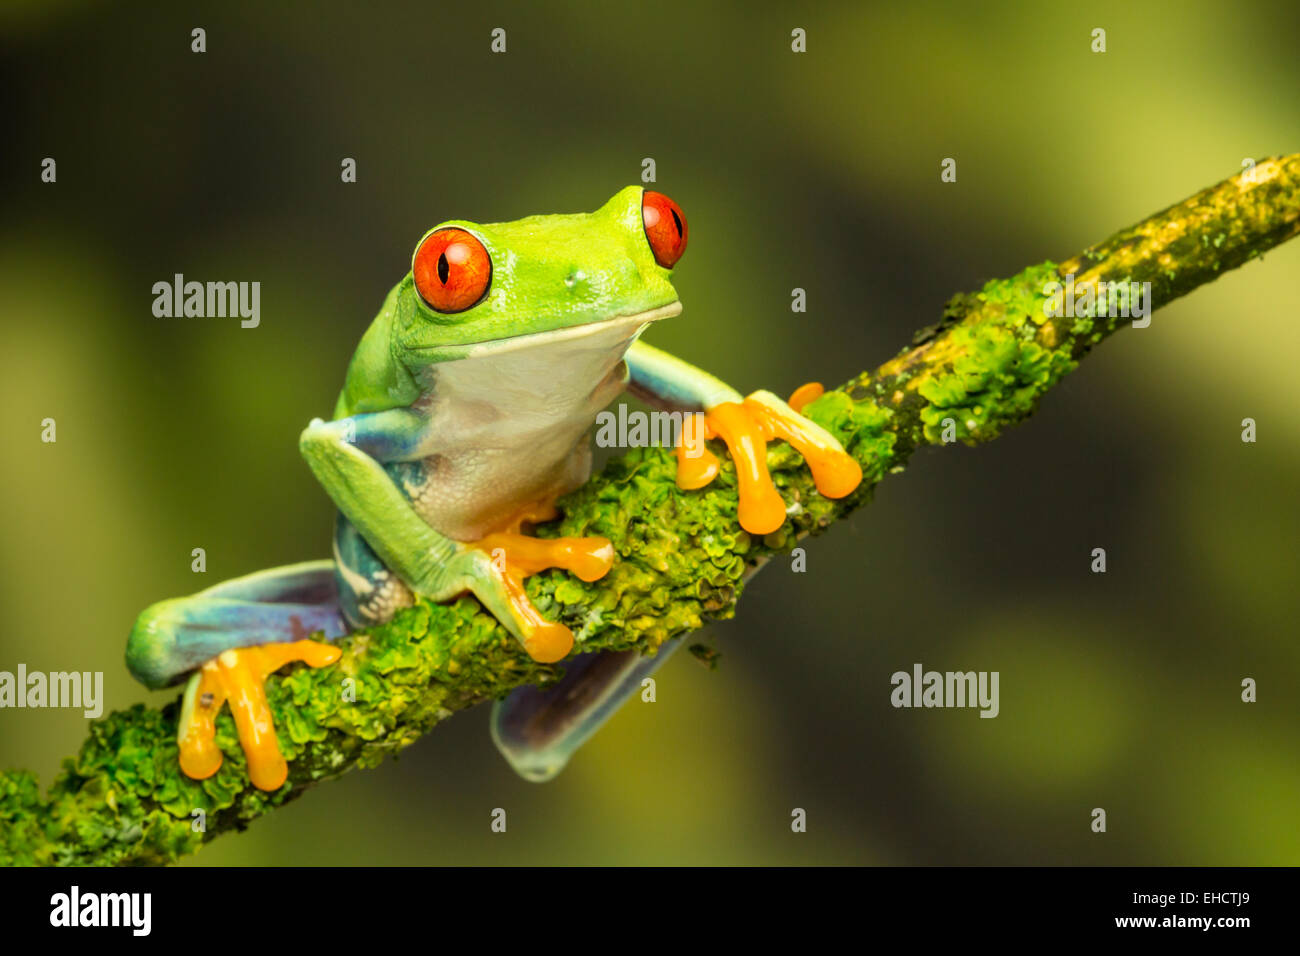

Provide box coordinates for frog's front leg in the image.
[460,499,615,660]
[625,340,863,534]
[127,561,347,790]
[299,412,611,663]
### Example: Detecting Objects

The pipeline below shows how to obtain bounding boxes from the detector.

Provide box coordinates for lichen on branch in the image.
[3,155,1297,866]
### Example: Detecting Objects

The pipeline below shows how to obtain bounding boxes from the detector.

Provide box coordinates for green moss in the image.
[910,264,1078,445]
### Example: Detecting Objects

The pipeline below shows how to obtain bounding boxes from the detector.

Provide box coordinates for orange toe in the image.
[565,538,616,582]
[706,401,788,535]
[676,412,720,489]
[523,620,575,663]
[476,531,614,582]
[178,639,341,791]
[745,395,863,501]
[494,572,574,662]
[178,686,224,781]
[787,381,825,414]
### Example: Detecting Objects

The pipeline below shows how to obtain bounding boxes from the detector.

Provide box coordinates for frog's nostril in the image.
[564,269,586,289]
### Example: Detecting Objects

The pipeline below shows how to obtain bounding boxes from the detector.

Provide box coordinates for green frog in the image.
[126,187,861,790]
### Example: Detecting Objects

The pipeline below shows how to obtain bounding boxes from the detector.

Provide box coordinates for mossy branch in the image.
[3,156,1297,866]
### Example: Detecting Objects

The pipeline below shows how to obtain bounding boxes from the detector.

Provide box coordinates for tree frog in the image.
[126,187,862,790]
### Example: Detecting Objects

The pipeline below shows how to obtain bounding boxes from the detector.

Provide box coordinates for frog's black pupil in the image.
[437,252,450,285]
[671,209,683,238]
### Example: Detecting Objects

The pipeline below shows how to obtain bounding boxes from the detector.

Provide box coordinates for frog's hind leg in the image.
[332,513,417,630]
[126,560,346,689]
[491,641,683,782]
[127,560,345,790]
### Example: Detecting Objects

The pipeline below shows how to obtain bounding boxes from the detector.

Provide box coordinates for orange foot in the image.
[676,383,863,535]
[178,640,341,791]
[467,500,615,664]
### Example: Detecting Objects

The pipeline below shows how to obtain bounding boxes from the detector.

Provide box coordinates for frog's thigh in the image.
[491,640,684,782]
[126,560,346,690]
[333,513,415,629]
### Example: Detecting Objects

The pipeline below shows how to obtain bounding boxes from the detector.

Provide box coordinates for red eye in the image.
[642,191,688,268]
[413,228,492,313]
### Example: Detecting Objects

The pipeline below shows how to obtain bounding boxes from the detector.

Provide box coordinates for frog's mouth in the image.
[434,302,682,360]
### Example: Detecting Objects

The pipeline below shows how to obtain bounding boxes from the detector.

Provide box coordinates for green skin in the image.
[127,185,849,781]
[302,185,746,639]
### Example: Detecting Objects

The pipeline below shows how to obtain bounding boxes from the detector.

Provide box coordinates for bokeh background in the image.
[2,0,1297,865]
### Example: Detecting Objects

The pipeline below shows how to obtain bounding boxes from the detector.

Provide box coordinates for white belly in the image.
[404,316,649,540]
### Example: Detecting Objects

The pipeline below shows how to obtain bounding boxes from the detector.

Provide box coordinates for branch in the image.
[4,156,1297,866]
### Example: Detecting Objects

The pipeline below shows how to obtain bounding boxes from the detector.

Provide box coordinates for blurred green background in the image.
[2,0,1297,865]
